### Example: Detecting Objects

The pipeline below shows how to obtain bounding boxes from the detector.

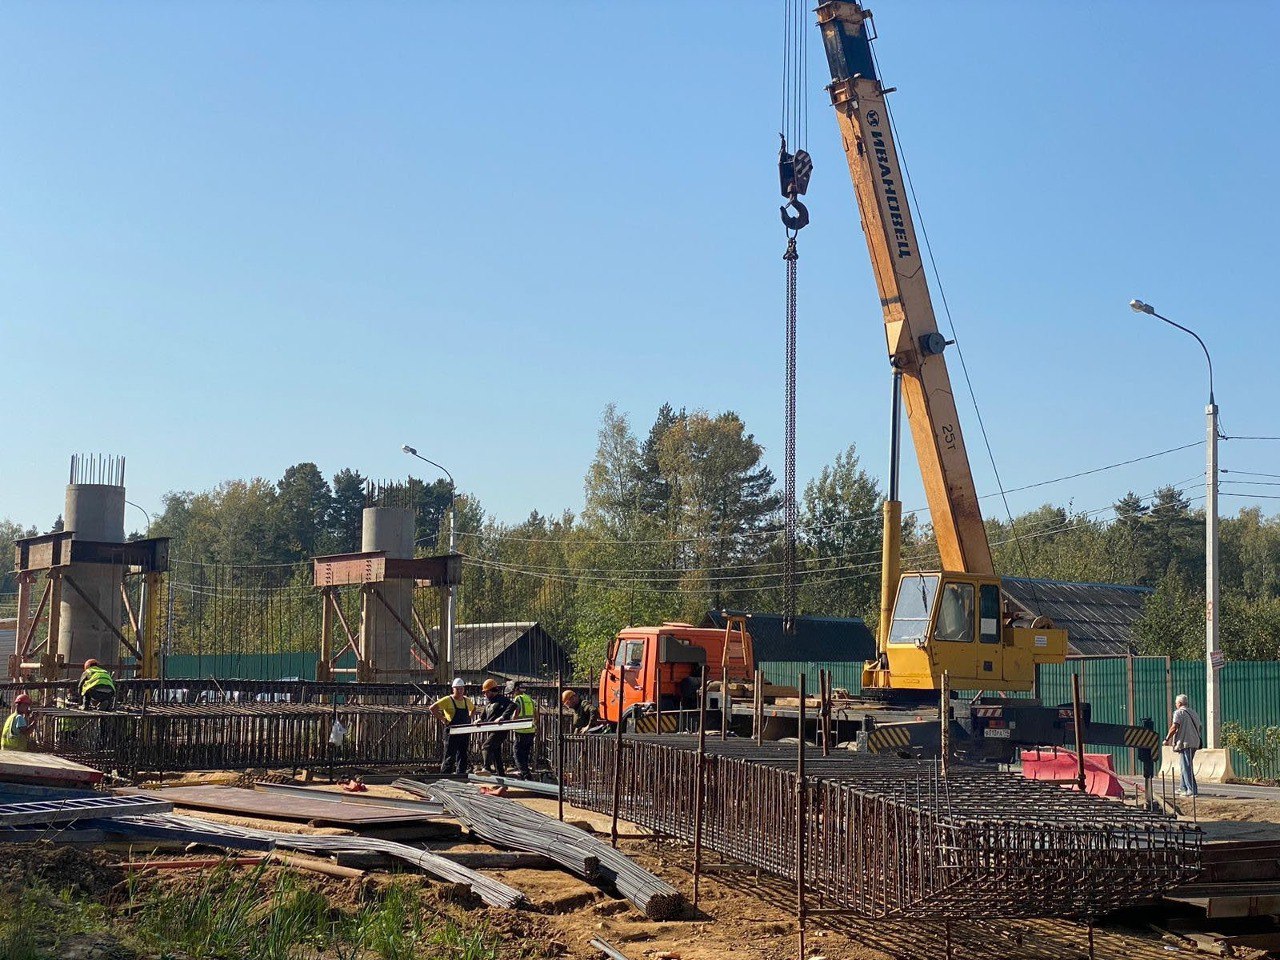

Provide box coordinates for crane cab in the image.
[863,572,1066,694]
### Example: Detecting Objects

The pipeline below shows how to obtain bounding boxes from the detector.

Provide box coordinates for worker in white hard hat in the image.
[429,677,475,776]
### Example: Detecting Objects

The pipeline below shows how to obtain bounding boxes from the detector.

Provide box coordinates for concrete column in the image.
[59,482,126,667]
[359,506,417,677]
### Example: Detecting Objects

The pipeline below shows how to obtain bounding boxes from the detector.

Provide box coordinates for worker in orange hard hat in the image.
[561,688,598,733]
[476,678,517,777]
[78,659,117,712]
[2,694,35,751]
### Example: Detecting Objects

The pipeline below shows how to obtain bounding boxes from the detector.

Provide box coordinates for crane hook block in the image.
[780,197,810,232]
[778,136,814,200]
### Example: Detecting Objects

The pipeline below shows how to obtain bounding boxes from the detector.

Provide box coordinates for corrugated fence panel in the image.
[1221,661,1280,780]
[758,661,864,695]
[163,650,349,681]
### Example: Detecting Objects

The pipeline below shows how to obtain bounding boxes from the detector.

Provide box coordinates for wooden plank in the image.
[0,750,104,786]
[121,786,438,827]
[1166,894,1280,919]
[1204,857,1280,883]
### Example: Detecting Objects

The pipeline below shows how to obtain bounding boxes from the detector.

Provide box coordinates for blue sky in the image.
[2,1,1277,534]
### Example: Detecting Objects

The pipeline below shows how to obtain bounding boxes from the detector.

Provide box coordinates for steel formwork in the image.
[565,735,1200,921]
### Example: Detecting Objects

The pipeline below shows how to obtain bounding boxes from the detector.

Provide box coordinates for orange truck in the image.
[597,617,754,728]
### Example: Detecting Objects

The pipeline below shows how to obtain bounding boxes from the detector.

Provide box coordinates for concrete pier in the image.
[58,477,126,667]
[359,506,418,676]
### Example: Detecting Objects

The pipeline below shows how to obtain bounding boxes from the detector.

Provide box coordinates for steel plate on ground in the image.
[118,786,439,826]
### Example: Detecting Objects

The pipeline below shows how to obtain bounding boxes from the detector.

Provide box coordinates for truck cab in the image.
[598,618,754,727]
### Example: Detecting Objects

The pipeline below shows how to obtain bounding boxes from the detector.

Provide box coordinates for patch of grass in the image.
[0,882,112,960]
[427,919,499,960]
[340,883,499,960]
[130,862,334,960]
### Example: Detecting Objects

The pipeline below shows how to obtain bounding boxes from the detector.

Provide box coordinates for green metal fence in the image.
[763,655,1280,779]
[158,650,1280,779]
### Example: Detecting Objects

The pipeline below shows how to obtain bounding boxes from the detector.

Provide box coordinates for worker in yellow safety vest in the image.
[506,680,538,780]
[429,677,476,776]
[2,694,34,751]
[78,659,117,712]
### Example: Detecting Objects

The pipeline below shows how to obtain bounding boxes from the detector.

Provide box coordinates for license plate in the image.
[984,728,1011,739]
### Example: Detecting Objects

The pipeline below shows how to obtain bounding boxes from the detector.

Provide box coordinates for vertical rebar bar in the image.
[693,672,709,908]
[556,668,565,823]
[754,667,763,746]
[611,684,624,848]
[796,672,806,960]
[940,671,950,778]
[1071,673,1086,793]
[721,666,729,742]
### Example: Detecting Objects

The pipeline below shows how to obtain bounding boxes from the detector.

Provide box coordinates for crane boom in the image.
[817,2,992,575]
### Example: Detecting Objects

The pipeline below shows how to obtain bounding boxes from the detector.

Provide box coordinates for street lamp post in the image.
[401,445,457,683]
[1130,299,1220,749]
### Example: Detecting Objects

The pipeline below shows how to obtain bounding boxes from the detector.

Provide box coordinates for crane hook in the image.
[780,196,809,233]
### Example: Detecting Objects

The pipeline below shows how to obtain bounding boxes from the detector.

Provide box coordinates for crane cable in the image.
[779,0,811,635]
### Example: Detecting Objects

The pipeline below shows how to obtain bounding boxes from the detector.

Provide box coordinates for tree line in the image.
[3,404,1279,669]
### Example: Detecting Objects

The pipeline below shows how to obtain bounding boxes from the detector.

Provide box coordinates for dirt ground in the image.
[82,773,1280,959]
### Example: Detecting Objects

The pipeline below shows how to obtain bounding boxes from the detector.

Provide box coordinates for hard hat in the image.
[451,677,466,689]
[84,659,99,669]
[482,678,499,693]
[561,690,576,705]
[504,680,517,695]
[13,694,32,707]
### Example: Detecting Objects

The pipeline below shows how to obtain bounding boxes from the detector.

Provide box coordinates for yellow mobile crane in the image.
[600,3,1162,784]
[812,2,1162,773]
[816,1,1065,698]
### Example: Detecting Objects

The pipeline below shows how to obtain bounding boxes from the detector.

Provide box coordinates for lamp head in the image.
[401,444,417,456]
[1129,299,1155,315]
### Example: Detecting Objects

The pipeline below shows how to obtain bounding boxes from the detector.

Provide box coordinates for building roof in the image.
[1001,577,1152,657]
[449,621,569,680]
[700,611,876,664]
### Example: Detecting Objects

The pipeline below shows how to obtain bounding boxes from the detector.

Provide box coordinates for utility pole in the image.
[1205,394,1220,748]
[1130,300,1220,748]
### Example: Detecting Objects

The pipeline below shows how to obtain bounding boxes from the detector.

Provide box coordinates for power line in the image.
[470,440,1206,548]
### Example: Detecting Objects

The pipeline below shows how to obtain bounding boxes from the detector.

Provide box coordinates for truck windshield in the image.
[889,574,939,645]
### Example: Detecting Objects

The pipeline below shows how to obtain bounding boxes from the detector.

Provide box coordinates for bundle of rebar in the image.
[565,735,1200,921]
[415,779,685,920]
[111,812,525,908]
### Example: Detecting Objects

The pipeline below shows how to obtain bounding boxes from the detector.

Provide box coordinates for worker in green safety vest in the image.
[77,659,117,712]
[506,680,538,780]
[2,694,34,751]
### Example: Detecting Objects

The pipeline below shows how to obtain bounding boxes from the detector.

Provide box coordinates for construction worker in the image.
[1,694,34,751]
[429,677,475,776]
[507,680,538,780]
[477,678,517,777]
[561,689,597,732]
[78,659,117,712]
